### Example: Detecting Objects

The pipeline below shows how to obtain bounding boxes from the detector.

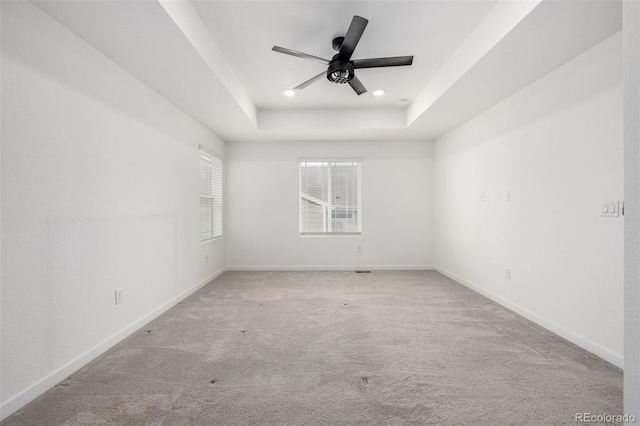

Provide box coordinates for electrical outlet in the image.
[357,246,362,253]
[504,189,511,201]
[505,268,511,280]
[115,289,124,305]
[205,254,209,263]
[480,192,485,201]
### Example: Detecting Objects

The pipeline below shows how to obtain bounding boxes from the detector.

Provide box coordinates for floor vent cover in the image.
[355,271,371,274]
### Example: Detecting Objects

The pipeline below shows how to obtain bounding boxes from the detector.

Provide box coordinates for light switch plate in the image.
[601,201,620,217]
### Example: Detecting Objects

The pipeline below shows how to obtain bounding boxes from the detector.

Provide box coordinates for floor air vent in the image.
[355,271,371,273]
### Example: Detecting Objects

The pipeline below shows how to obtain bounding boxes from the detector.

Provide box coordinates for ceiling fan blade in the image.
[272,46,330,65]
[352,56,414,69]
[348,75,367,95]
[338,16,368,61]
[294,72,326,91]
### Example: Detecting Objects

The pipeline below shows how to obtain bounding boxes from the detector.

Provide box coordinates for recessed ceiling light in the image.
[372,89,385,96]
[284,89,296,97]
[396,98,408,106]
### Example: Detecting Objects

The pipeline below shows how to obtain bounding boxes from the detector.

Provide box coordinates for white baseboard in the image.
[434,265,623,369]
[226,265,434,271]
[0,267,226,421]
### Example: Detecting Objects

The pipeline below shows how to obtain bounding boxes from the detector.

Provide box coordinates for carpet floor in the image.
[3,271,623,425]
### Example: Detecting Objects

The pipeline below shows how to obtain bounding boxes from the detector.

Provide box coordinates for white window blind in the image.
[199,148,222,241]
[299,160,362,235]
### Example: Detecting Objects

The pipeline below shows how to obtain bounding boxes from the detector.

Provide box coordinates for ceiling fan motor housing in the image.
[327,61,354,84]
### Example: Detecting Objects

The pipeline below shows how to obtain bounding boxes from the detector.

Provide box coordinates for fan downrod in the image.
[332,37,345,51]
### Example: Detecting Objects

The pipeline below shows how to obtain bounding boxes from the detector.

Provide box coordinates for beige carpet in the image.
[3,271,623,425]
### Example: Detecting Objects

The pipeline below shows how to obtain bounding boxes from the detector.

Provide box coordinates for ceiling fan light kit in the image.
[327,61,355,84]
[272,15,413,96]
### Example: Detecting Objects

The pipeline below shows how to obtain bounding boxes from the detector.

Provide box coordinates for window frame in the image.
[298,159,363,237]
[199,146,223,242]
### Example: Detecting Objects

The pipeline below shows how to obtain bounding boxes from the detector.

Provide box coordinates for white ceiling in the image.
[33,0,622,143]
[193,1,497,110]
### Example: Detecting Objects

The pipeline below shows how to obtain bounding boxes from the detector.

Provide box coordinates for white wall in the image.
[433,33,623,367]
[624,0,640,419]
[226,140,433,270]
[0,2,226,418]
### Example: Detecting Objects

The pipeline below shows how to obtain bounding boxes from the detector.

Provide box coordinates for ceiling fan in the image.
[272,15,413,96]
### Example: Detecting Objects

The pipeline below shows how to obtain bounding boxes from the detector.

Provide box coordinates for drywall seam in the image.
[226,265,434,272]
[0,267,226,421]
[434,266,623,369]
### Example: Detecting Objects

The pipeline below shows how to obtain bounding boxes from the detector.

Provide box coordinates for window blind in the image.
[299,160,362,235]
[200,149,222,240]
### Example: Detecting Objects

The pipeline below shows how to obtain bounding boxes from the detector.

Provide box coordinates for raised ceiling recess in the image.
[33,1,622,142]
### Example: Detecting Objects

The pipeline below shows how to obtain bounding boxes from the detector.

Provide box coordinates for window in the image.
[199,147,222,241]
[299,160,362,235]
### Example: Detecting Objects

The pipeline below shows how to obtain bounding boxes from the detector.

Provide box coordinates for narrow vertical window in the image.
[199,147,222,241]
[299,160,362,235]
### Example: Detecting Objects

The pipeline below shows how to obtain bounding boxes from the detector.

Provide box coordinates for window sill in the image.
[200,236,222,244]
[300,233,362,237]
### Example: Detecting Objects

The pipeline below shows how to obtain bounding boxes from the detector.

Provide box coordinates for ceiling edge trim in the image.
[158,0,257,126]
